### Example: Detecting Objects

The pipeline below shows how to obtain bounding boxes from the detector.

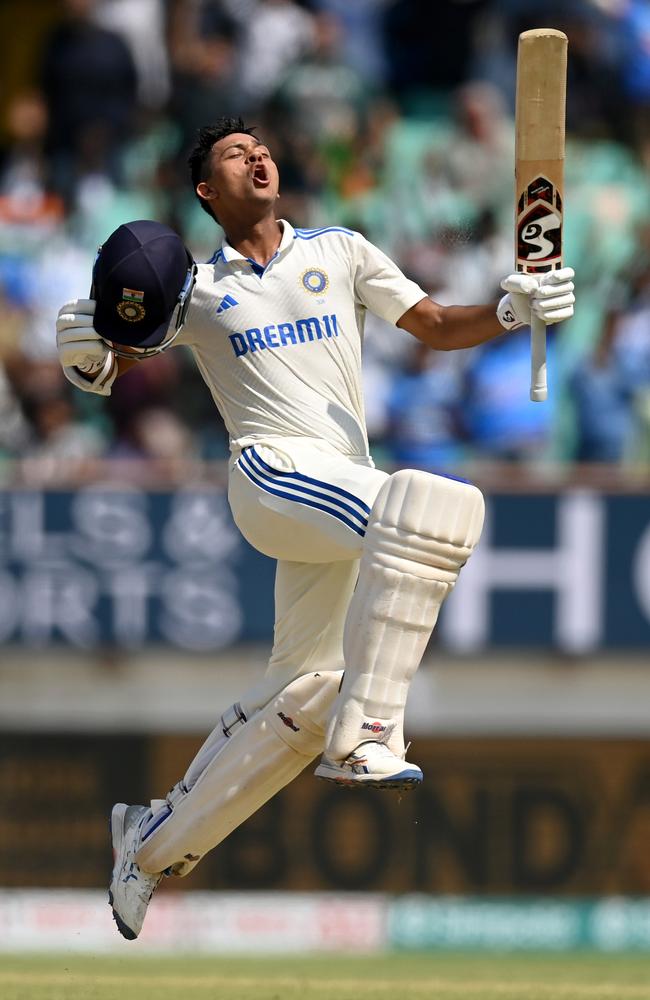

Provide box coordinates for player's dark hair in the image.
[188,117,257,222]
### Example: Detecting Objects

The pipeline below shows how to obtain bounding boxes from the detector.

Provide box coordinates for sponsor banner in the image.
[0,890,386,954]
[3,891,650,953]
[0,487,649,650]
[5,735,650,896]
[388,897,650,951]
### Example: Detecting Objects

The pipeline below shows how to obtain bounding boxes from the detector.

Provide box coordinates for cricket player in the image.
[55,117,575,940]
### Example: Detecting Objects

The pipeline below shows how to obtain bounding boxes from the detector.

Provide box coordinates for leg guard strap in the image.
[135,670,342,875]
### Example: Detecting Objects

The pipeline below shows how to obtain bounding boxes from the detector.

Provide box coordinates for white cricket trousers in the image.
[227,437,388,711]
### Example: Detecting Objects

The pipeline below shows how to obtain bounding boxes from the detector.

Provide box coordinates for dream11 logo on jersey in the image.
[516,175,563,272]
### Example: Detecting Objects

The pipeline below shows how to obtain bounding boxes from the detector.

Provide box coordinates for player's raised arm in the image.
[56,220,196,395]
[396,267,575,351]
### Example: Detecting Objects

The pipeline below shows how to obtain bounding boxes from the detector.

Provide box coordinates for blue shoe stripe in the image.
[238,450,367,537]
[248,446,371,516]
[244,448,369,528]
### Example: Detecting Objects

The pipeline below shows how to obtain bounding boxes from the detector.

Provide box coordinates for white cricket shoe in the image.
[314,741,423,790]
[109,803,162,940]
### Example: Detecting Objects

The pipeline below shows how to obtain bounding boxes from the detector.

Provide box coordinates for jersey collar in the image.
[218,219,295,266]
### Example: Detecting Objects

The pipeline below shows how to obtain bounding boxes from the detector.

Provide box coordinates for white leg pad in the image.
[325,469,484,761]
[135,670,342,875]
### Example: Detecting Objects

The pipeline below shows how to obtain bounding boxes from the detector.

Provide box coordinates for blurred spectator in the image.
[107,406,198,482]
[0,373,30,463]
[223,0,315,113]
[384,0,488,102]
[385,341,465,471]
[440,83,513,226]
[0,0,648,475]
[378,81,513,250]
[14,235,93,361]
[311,0,390,86]
[462,328,554,462]
[272,13,369,142]
[20,381,106,483]
[3,356,105,481]
[571,246,650,463]
[0,92,70,342]
[40,0,137,204]
[168,0,240,147]
[100,349,200,481]
[0,92,63,233]
[617,0,650,164]
[92,0,171,109]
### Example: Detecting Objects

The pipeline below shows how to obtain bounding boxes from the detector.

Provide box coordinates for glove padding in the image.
[56,299,117,395]
[62,352,118,396]
[56,299,108,371]
[497,267,575,331]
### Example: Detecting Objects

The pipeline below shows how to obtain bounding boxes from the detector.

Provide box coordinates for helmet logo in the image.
[117,301,146,322]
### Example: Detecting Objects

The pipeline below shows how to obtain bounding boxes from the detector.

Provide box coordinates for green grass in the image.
[1,953,650,1000]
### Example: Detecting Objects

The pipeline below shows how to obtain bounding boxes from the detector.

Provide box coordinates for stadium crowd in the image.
[1,0,649,483]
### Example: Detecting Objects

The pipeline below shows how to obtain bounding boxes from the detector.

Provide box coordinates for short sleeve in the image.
[353,235,427,325]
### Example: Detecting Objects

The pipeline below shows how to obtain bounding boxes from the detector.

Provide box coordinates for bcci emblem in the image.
[117,287,146,322]
[117,301,146,322]
[301,268,329,295]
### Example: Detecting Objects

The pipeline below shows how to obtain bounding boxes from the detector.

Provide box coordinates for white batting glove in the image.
[57,299,107,370]
[56,299,117,396]
[62,352,118,396]
[497,267,575,330]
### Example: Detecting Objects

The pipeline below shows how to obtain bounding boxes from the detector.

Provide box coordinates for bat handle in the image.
[530,312,547,402]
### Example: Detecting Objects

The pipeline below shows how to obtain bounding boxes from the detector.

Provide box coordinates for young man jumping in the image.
[55,117,575,939]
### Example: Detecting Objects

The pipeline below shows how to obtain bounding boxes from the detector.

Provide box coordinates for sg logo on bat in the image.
[516,175,563,272]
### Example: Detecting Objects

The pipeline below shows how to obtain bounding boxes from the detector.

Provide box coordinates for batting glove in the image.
[56,299,117,396]
[497,267,575,330]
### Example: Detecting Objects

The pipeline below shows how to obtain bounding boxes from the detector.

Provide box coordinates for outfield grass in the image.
[1,953,650,1000]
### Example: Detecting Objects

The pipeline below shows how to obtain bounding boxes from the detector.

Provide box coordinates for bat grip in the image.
[530,313,547,402]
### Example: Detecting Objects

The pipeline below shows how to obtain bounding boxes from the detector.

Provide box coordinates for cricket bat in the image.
[515,28,568,402]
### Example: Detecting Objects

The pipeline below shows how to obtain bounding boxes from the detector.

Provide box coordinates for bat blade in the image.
[515,28,568,402]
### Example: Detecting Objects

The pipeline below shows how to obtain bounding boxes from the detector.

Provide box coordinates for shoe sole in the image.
[108,804,138,941]
[315,767,423,791]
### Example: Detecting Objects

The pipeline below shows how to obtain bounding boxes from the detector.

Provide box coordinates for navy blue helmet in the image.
[92,220,196,358]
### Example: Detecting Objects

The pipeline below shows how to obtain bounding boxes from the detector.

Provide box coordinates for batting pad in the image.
[325,469,484,762]
[135,670,342,875]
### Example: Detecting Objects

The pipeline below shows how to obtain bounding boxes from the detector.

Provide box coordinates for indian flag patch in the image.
[122,288,144,302]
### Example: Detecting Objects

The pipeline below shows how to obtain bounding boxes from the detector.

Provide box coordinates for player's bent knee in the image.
[268,669,342,756]
[367,468,485,586]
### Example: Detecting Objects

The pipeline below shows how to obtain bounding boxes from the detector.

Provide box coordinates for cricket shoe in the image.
[314,741,423,790]
[109,803,162,940]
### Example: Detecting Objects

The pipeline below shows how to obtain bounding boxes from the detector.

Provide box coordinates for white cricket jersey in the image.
[177,219,426,457]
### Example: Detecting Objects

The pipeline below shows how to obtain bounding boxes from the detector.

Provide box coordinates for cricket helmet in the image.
[92,220,196,358]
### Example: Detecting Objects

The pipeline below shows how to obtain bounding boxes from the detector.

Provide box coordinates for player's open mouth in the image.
[252,165,270,188]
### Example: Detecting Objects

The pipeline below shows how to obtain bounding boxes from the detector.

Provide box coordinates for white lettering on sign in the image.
[442,493,605,653]
[71,487,151,564]
[21,567,99,647]
[0,487,244,650]
[633,521,650,623]
[159,569,242,651]
[162,492,239,563]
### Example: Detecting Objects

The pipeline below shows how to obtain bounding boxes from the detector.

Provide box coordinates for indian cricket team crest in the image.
[117,287,146,322]
[516,175,563,273]
[301,268,329,295]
